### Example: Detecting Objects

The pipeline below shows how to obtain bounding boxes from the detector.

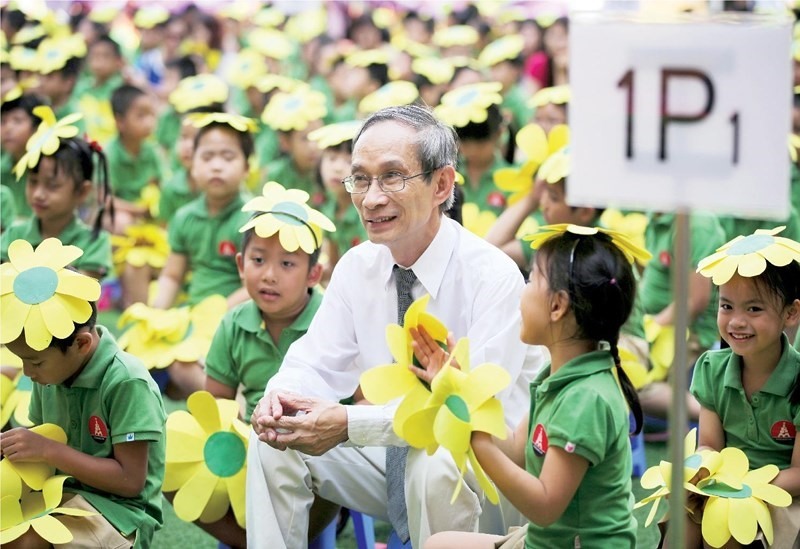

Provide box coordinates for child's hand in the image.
[409,326,458,385]
[0,427,54,463]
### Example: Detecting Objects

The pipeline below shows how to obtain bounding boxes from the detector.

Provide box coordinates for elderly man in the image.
[247,104,544,548]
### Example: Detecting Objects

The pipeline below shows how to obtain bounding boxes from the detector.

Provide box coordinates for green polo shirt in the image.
[106,137,164,202]
[262,156,316,196]
[639,212,725,349]
[28,327,166,548]
[691,336,800,470]
[502,83,534,131]
[460,154,511,216]
[329,99,357,125]
[205,289,323,418]
[320,196,367,254]
[157,170,199,224]
[1,215,112,277]
[718,206,800,243]
[791,163,800,213]
[1,185,16,231]
[168,193,250,305]
[255,122,280,167]
[1,152,31,220]
[155,107,182,173]
[525,351,636,548]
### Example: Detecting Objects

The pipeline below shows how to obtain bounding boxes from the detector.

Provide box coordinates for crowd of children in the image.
[1,0,800,547]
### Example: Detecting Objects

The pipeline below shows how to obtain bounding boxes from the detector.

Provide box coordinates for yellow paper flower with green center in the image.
[225,49,267,89]
[9,46,38,72]
[0,424,66,499]
[461,203,498,238]
[478,35,524,68]
[172,296,228,363]
[117,304,191,370]
[528,85,571,108]
[308,121,362,150]
[247,28,293,60]
[0,238,101,351]
[133,6,169,29]
[360,295,448,435]
[494,124,569,204]
[345,49,392,68]
[400,338,509,504]
[111,223,170,270]
[524,223,653,265]
[187,112,257,134]
[432,25,479,48]
[359,81,419,115]
[697,226,800,285]
[254,74,306,95]
[77,95,115,145]
[240,181,335,253]
[164,391,249,528]
[411,57,455,85]
[261,88,328,132]
[13,106,82,179]
[169,75,229,114]
[285,9,327,43]
[434,82,504,128]
[536,145,570,184]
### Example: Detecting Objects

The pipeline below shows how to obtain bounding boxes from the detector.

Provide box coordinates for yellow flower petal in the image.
[434,407,471,455]
[38,297,77,340]
[56,272,101,301]
[30,514,74,545]
[226,466,247,528]
[198,477,230,523]
[469,399,507,438]
[173,467,217,522]
[0,493,24,531]
[187,391,222,434]
[23,305,51,351]
[0,295,31,344]
[468,448,499,504]
[402,408,439,449]
[749,481,792,507]
[753,498,773,545]
[360,364,419,405]
[728,498,758,545]
[703,497,731,548]
[7,239,36,271]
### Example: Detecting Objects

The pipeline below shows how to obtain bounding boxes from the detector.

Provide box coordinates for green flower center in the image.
[17,375,32,391]
[445,395,470,423]
[284,97,302,111]
[727,234,774,256]
[454,89,479,107]
[700,481,753,499]
[14,266,58,305]
[270,201,308,226]
[204,432,246,478]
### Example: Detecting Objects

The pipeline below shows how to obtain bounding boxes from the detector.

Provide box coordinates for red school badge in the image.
[771,420,796,444]
[89,415,109,443]
[659,250,671,267]
[531,423,549,456]
[487,191,506,209]
[218,240,237,257]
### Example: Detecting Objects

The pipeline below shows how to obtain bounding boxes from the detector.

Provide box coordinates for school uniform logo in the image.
[659,251,671,267]
[531,423,548,456]
[770,420,796,444]
[218,240,237,257]
[89,415,109,443]
[487,191,506,209]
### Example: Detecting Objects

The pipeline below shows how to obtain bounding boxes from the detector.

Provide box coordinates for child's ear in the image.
[549,289,570,322]
[76,179,92,201]
[74,330,93,355]
[307,262,323,287]
[235,252,244,279]
[785,298,800,327]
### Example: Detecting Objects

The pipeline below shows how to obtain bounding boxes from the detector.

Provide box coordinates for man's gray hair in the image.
[354,104,458,211]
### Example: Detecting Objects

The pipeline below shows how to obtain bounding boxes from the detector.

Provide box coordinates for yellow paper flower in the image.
[88,6,117,24]
[432,25,479,48]
[524,223,653,265]
[172,296,228,363]
[0,424,67,496]
[13,106,82,180]
[2,76,40,105]
[261,88,328,132]
[308,121,362,150]
[400,338,509,504]
[111,223,170,270]
[391,35,435,59]
[789,134,800,163]
[285,9,327,43]
[11,25,45,45]
[411,57,455,85]
[599,209,649,266]
[8,46,38,72]
[617,346,650,390]
[697,226,800,286]
[169,75,229,114]
[537,146,570,184]
[187,112,257,134]
[345,49,392,68]
[0,374,16,428]
[528,85,571,108]
[360,294,448,431]
[225,49,267,89]
[117,304,191,369]
[359,81,419,115]
[77,95,115,145]
[0,475,96,545]
[240,181,335,253]
[462,203,498,238]
[478,35,524,68]
[0,239,101,351]
[434,82,504,128]
[254,74,306,95]
[133,6,169,29]
[247,28,293,61]
[217,1,256,22]
[163,391,249,528]
[252,7,286,28]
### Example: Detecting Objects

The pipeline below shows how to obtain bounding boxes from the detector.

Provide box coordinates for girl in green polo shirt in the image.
[415,225,649,548]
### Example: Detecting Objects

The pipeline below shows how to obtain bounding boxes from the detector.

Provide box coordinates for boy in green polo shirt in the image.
[75,34,124,146]
[0,92,45,221]
[0,237,165,549]
[106,84,162,234]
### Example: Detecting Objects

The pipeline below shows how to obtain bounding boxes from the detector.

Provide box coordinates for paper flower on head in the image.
[599,209,649,266]
[8,46,38,72]
[88,5,117,24]
[247,28,293,61]
[171,296,228,363]
[77,95,115,145]
[359,81,419,114]
[400,338,509,504]
[434,82,504,128]
[253,7,286,28]
[169,75,229,114]
[11,25,45,46]
[411,57,455,85]
[117,304,191,370]
[360,295,448,433]
[163,391,249,528]
[494,124,569,204]
[254,74,305,95]
[345,49,391,68]
[478,35,524,68]
[1,76,40,105]
[133,6,169,29]
[261,88,328,132]
[217,1,256,22]
[433,25,479,48]
[240,181,335,253]
[0,239,100,351]
[187,112,257,134]
[13,106,82,179]
[524,224,652,265]
[285,9,327,43]
[462,203,498,238]
[308,121,362,150]
[0,475,96,545]
[226,49,267,89]
[391,35,435,59]
[528,85,571,108]
[696,226,800,286]
[537,146,570,184]
[111,223,170,271]
[0,424,67,497]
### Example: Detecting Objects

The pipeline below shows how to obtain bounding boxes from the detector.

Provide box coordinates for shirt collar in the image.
[724,334,799,397]
[187,192,246,220]
[70,326,117,389]
[536,350,616,393]
[236,288,323,337]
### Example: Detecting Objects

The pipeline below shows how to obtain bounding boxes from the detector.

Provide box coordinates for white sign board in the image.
[569,12,792,219]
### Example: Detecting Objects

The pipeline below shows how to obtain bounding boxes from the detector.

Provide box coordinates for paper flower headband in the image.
[411,57,455,85]
[261,88,328,132]
[478,34,525,68]
[133,6,169,29]
[696,226,800,285]
[187,112,258,134]
[0,239,101,351]
[434,82,504,128]
[13,105,82,180]
[432,25,479,48]
[239,181,335,253]
[226,49,267,89]
[345,49,391,68]
[284,8,327,43]
[525,224,653,265]
[536,145,569,184]
[1,76,39,104]
[254,74,305,95]
[36,36,84,75]
[8,46,38,72]
[247,28,293,61]
[528,85,571,109]
[308,121,362,150]
[169,74,229,114]
[359,81,419,115]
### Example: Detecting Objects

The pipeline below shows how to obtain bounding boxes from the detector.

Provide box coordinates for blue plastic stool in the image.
[630,413,647,477]
[309,516,338,549]
[387,530,413,548]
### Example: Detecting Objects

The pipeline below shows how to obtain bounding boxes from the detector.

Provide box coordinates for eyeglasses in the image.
[341,169,439,194]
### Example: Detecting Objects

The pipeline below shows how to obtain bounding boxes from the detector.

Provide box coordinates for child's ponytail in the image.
[608,334,644,435]
[85,139,114,239]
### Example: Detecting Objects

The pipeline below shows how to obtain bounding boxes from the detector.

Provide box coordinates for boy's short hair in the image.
[57,56,83,80]
[111,84,146,117]
[165,55,197,80]
[0,92,46,118]
[92,34,122,58]
[193,122,254,159]
[455,103,503,141]
[366,63,389,88]
[240,218,321,269]
[48,301,98,353]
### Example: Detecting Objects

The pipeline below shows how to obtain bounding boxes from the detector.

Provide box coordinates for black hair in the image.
[455,103,504,142]
[535,231,644,434]
[29,137,114,239]
[2,8,27,34]
[110,84,146,117]
[54,56,83,80]
[193,121,254,160]
[240,213,321,268]
[165,55,198,80]
[0,92,46,119]
[91,34,122,58]
[366,63,390,88]
[48,300,98,353]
